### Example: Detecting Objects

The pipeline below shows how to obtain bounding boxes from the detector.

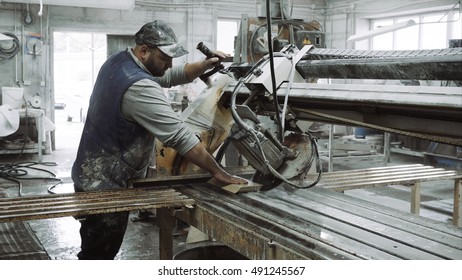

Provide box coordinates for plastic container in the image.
[1,87,24,109]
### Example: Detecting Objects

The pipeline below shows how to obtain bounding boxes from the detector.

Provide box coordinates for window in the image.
[371,19,394,50]
[371,9,461,50]
[217,19,240,55]
[395,17,419,50]
[53,32,107,122]
[421,14,448,49]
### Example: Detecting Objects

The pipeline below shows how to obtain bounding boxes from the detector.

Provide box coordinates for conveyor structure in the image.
[227,47,462,146]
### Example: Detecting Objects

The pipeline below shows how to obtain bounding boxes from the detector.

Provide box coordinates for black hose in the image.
[266,0,283,142]
[0,161,63,197]
[294,136,322,189]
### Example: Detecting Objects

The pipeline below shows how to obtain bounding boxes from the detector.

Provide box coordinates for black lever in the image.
[197,42,217,59]
[197,42,224,85]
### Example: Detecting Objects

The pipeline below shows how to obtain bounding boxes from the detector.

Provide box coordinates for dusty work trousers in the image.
[77,211,130,260]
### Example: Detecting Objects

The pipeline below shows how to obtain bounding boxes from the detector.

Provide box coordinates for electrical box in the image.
[295,30,325,48]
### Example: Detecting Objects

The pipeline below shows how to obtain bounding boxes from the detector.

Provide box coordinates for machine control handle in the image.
[197,42,218,59]
[196,42,224,86]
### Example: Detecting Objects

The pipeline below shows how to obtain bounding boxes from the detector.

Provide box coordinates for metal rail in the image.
[312,164,461,191]
[306,164,462,226]
[0,187,195,223]
[304,47,462,60]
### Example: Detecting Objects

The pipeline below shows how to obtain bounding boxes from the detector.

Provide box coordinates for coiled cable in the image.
[0,32,20,61]
[0,161,63,197]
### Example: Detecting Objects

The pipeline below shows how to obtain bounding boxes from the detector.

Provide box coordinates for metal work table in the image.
[0,171,460,260]
[132,174,462,260]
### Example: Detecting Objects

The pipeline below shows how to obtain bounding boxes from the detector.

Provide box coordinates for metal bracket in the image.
[245,45,313,93]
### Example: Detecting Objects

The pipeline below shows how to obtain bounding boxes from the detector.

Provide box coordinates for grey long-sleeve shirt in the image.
[121,48,199,155]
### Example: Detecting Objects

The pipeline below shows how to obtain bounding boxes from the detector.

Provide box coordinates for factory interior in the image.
[0,0,461,262]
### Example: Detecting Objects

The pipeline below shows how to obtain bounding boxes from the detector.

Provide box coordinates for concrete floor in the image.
[0,109,457,260]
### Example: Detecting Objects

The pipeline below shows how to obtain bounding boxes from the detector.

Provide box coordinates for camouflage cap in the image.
[135,20,188,58]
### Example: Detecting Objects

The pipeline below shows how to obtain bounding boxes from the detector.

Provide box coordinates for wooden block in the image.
[207,178,262,194]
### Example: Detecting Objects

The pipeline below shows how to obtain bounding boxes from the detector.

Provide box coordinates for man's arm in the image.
[183,142,247,185]
[184,51,228,82]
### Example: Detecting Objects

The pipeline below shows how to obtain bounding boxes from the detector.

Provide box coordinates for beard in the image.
[145,64,166,77]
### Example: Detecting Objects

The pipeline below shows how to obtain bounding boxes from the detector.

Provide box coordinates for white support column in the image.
[410,182,421,215]
[328,124,334,172]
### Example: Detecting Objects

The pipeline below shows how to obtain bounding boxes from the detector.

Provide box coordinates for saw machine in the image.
[156,42,462,189]
[156,43,326,191]
[148,37,462,259]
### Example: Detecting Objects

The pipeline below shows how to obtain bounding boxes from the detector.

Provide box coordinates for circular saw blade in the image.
[277,132,314,180]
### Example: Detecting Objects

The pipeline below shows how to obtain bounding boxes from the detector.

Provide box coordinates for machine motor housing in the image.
[229,121,284,175]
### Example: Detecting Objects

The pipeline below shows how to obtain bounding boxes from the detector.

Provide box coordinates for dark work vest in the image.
[72,51,157,191]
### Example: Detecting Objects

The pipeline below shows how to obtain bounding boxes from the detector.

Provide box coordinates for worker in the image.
[71,20,247,260]
[181,95,189,111]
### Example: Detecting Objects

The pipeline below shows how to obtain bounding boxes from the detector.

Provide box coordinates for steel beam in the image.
[226,82,462,145]
[297,47,462,80]
[297,54,462,80]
